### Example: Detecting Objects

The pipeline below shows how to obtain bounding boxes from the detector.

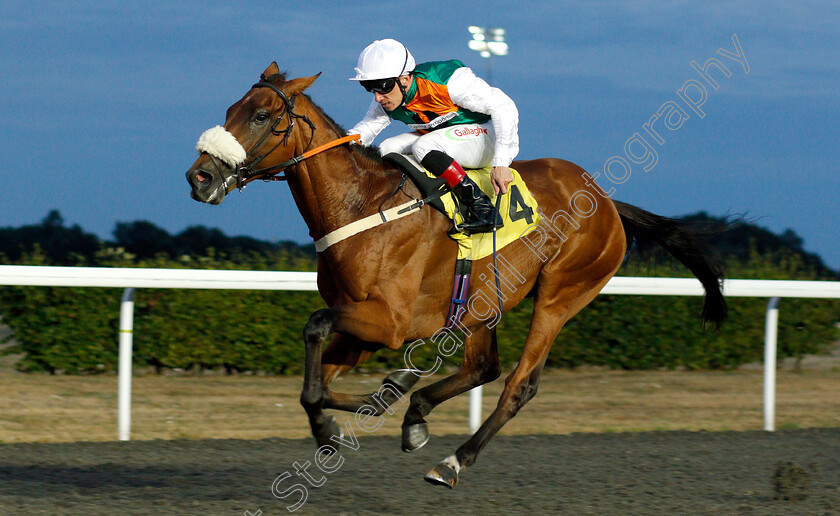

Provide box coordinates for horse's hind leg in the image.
[424,280,606,488]
[401,325,501,452]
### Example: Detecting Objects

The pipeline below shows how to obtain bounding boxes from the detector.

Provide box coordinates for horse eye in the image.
[254,113,270,123]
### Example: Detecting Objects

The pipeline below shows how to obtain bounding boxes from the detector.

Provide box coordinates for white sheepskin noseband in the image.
[195,126,247,167]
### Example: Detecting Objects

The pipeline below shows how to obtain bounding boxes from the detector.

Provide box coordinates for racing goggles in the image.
[360,77,398,94]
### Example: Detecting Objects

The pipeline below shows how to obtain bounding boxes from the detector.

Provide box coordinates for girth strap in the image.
[313,198,421,253]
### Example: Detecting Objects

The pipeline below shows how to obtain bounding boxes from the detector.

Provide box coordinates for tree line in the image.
[0,210,315,266]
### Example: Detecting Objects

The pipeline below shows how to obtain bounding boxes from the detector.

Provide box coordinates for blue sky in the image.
[1,1,838,270]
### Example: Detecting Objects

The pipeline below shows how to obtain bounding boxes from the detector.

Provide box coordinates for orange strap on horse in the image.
[301,133,361,160]
[259,134,361,183]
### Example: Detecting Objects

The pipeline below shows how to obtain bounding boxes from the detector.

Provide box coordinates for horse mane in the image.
[298,92,395,181]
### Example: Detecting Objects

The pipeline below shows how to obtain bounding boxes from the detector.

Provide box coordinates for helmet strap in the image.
[398,73,411,107]
[397,44,411,106]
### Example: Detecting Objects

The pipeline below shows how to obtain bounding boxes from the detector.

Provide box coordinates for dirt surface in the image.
[2,334,838,514]
[2,429,839,515]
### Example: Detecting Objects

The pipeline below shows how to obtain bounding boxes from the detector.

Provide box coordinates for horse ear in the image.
[284,73,322,95]
[261,62,280,80]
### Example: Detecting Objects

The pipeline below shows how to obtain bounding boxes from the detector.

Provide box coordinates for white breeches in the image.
[379,122,496,169]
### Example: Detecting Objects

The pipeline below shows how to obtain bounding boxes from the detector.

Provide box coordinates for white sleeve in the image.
[447,67,519,167]
[347,99,391,146]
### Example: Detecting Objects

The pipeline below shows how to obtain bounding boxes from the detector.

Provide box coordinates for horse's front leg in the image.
[300,302,415,446]
[320,333,420,415]
[300,308,341,447]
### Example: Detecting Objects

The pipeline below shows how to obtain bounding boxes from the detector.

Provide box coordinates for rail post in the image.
[118,287,136,441]
[763,297,780,431]
[469,386,482,434]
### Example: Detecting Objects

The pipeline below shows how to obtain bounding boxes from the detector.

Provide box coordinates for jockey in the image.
[348,38,520,233]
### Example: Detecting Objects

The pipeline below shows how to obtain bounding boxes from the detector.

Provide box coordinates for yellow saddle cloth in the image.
[425,166,541,260]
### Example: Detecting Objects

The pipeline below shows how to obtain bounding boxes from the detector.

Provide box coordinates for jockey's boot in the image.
[450,176,498,233]
[421,150,500,233]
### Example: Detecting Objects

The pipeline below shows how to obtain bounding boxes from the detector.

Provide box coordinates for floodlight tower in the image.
[468,26,508,85]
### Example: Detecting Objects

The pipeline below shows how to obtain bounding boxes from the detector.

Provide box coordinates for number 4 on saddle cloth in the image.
[384,153,541,328]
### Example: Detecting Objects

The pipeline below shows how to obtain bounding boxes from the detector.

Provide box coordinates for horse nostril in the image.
[193,170,212,188]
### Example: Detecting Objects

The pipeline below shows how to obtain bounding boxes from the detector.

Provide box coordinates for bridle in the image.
[236,77,320,186]
[205,74,328,192]
[221,77,313,190]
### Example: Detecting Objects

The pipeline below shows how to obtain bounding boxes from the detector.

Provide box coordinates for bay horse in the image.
[185,62,726,488]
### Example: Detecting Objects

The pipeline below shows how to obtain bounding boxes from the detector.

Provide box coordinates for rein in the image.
[245,133,361,186]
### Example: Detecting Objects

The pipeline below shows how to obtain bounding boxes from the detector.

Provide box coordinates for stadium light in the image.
[468,26,508,57]
[468,26,508,85]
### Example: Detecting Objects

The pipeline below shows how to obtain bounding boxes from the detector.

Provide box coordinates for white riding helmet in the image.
[349,39,416,81]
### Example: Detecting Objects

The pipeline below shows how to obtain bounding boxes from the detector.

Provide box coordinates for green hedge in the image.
[1,247,837,374]
[491,249,839,370]
[0,248,325,374]
[494,294,838,370]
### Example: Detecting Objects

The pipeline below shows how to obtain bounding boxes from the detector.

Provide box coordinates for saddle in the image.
[383,152,449,217]
[383,152,541,260]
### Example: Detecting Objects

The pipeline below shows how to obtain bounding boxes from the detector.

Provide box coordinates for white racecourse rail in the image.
[1,265,838,439]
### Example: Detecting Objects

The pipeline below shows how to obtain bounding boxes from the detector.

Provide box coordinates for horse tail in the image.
[612,200,727,327]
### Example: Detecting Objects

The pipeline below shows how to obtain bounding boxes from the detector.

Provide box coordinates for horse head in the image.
[185,62,320,205]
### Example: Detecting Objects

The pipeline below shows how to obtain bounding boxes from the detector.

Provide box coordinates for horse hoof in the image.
[315,415,342,447]
[384,369,420,392]
[401,423,430,453]
[424,462,458,489]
